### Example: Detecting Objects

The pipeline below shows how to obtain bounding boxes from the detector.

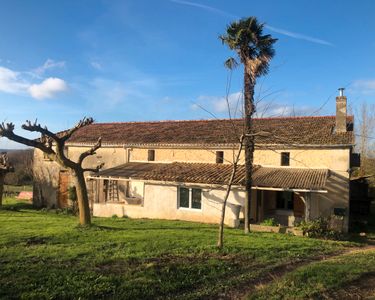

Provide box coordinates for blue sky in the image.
[0,0,374,148]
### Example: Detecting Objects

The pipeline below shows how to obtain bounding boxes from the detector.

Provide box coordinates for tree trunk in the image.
[73,169,91,226]
[0,174,4,207]
[243,62,255,234]
[217,138,244,249]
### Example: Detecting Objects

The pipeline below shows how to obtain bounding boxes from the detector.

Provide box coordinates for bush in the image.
[68,186,78,216]
[296,217,342,240]
[260,218,279,226]
[68,186,77,201]
[55,208,76,215]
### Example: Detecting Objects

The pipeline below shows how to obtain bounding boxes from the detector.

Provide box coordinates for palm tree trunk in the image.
[73,169,91,226]
[244,63,255,234]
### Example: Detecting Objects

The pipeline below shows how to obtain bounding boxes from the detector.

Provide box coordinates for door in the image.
[58,171,69,208]
[293,193,305,218]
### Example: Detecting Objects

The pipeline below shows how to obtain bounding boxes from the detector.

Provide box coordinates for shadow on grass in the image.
[88,224,215,232]
[1,200,34,211]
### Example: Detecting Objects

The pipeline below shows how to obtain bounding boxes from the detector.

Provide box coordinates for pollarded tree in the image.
[220,17,277,233]
[0,118,103,225]
[0,152,14,206]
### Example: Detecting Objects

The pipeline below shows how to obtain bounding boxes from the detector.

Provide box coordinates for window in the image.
[179,187,190,208]
[276,191,294,210]
[178,187,202,210]
[281,152,290,166]
[148,149,155,161]
[216,151,224,164]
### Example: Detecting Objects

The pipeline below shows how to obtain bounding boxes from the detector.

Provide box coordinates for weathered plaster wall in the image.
[130,148,237,164]
[33,149,62,208]
[34,144,351,229]
[93,183,245,227]
[67,147,128,170]
[311,171,350,231]
[254,148,350,177]
[65,145,350,176]
[128,147,350,176]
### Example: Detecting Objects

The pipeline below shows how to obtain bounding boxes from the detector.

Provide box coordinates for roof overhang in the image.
[66,142,354,149]
[88,162,329,193]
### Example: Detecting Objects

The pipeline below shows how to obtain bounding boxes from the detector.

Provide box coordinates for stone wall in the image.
[33,149,62,208]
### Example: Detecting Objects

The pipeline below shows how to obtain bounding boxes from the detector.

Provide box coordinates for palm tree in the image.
[220,17,277,233]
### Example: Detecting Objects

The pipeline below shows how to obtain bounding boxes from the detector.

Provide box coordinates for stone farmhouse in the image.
[33,91,355,231]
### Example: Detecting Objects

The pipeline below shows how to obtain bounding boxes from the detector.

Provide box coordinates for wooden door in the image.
[293,193,305,218]
[58,171,69,208]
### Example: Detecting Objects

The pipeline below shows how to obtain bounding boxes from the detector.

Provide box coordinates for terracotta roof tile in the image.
[95,162,328,191]
[67,116,354,146]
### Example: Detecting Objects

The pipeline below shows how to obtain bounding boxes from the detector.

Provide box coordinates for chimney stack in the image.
[336,88,347,133]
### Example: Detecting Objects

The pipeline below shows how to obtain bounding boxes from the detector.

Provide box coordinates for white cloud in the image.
[0,66,29,94]
[29,78,68,100]
[264,25,333,46]
[170,0,237,19]
[195,92,243,117]
[0,64,67,100]
[255,102,314,117]
[195,91,313,118]
[351,79,375,95]
[33,59,66,76]
[171,0,333,46]
[90,61,102,70]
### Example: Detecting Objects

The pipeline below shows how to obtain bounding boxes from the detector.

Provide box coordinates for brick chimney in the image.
[336,88,347,133]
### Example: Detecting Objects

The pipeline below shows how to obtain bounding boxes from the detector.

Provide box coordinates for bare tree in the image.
[5,149,33,186]
[0,118,103,225]
[0,152,14,206]
[217,135,244,249]
[357,102,375,176]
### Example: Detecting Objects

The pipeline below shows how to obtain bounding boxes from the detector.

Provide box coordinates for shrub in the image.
[296,217,342,240]
[68,186,77,201]
[68,186,78,216]
[260,218,279,226]
[55,208,76,216]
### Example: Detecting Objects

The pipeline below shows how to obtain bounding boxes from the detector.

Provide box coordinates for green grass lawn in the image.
[250,249,375,299]
[0,198,358,299]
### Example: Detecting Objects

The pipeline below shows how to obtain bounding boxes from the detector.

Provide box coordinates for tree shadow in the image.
[1,199,33,211]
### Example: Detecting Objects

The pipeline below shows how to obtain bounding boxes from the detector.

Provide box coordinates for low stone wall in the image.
[250,224,287,233]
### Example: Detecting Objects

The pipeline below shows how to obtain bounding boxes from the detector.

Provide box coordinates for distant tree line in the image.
[2,149,33,186]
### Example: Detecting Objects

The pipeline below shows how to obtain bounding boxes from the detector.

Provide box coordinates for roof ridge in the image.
[92,115,354,126]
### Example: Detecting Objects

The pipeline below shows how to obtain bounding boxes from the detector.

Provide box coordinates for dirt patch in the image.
[95,253,248,275]
[25,236,50,246]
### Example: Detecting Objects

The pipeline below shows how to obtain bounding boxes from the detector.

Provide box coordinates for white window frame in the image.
[178,186,202,210]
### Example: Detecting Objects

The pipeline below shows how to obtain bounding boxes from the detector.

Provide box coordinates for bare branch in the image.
[0,122,55,155]
[0,152,14,173]
[78,137,102,164]
[244,131,271,137]
[83,162,104,173]
[22,119,59,142]
[61,117,94,142]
